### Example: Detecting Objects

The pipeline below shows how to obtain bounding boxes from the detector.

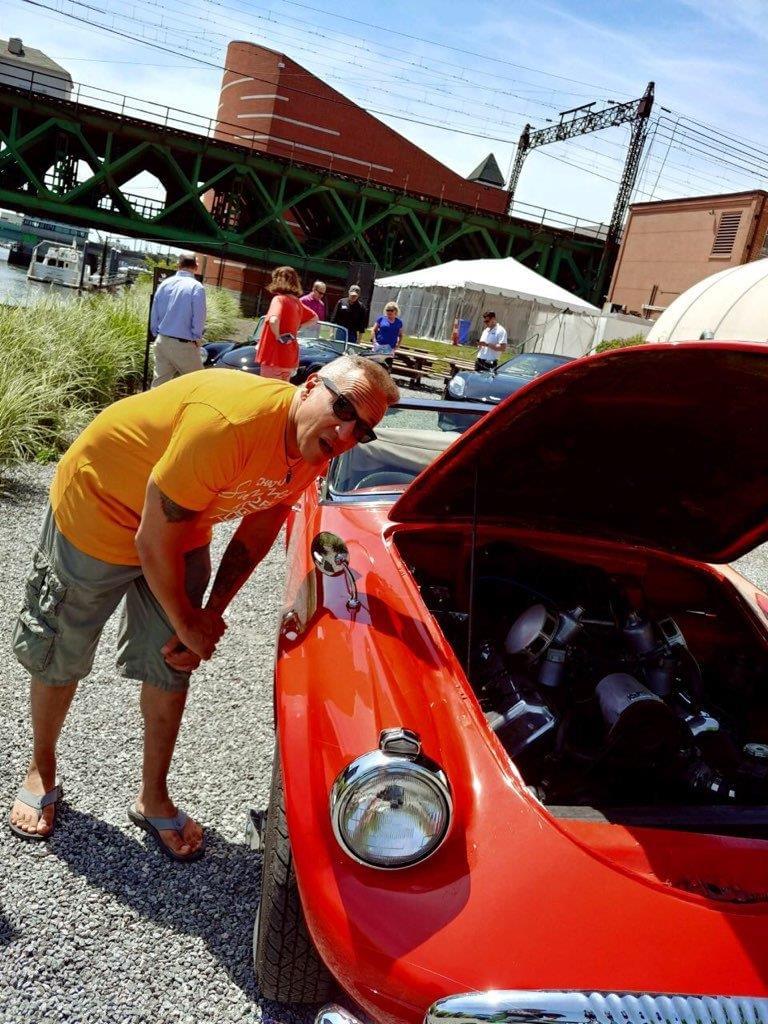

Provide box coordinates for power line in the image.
[233,0,631,95]
[110,0,768,199]
[20,0,768,209]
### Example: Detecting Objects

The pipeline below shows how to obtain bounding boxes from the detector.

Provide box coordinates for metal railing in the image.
[0,65,608,241]
[508,199,608,240]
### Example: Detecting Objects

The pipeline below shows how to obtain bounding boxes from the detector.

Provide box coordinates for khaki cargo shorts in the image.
[12,507,210,692]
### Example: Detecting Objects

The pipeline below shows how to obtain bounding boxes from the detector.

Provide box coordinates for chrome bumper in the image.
[425,991,768,1024]
[315,1006,366,1024]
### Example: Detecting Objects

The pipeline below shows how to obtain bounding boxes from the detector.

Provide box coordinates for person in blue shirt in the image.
[371,302,404,368]
[150,254,207,388]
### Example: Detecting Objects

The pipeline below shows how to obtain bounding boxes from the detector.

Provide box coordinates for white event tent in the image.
[372,257,603,357]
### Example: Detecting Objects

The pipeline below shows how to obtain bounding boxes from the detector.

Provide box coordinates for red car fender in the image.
[276,502,768,1024]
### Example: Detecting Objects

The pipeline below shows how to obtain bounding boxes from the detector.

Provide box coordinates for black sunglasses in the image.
[319,378,377,444]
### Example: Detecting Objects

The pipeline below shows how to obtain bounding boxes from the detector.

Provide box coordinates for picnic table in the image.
[357,343,475,387]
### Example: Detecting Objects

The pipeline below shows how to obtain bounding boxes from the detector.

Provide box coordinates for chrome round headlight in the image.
[331,749,451,869]
[448,374,466,397]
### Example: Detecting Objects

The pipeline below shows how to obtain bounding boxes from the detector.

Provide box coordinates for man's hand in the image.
[174,608,227,661]
[162,637,202,673]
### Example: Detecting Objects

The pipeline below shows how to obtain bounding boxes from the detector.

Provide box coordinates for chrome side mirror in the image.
[311,532,360,610]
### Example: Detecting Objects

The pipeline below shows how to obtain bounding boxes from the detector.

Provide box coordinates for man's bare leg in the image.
[134,683,203,857]
[10,678,77,836]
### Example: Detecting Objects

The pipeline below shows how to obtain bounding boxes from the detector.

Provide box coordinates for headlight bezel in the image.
[330,746,452,870]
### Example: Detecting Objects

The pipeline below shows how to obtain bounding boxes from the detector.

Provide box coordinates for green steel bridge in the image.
[0,80,610,302]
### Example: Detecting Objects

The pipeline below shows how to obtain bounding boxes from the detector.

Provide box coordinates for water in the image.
[0,248,80,306]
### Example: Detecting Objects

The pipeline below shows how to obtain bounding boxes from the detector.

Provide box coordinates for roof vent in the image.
[467,153,505,188]
[8,38,24,56]
[711,211,742,257]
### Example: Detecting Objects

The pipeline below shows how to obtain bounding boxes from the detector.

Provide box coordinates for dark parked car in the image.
[203,318,367,383]
[445,351,574,406]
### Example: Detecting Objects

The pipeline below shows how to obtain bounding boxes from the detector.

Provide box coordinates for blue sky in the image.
[4,0,767,226]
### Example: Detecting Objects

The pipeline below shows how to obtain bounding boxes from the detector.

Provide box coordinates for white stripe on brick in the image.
[221,75,253,93]
[234,130,392,173]
[236,113,338,136]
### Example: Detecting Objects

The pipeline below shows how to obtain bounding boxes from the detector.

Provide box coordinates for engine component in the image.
[596,672,681,752]
[685,760,738,802]
[504,604,558,659]
[624,614,689,697]
[452,566,768,813]
[474,640,558,768]
[486,699,556,771]
[538,646,568,689]
[682,707,720,738]
[622,612,655,655]
[505,603,584,689]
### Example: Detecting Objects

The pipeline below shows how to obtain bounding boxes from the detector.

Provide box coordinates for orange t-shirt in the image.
[50,370,323,565]
[256,294,316,369]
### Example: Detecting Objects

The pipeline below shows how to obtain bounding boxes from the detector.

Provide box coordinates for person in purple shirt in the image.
[150,254,207,388]
[300,280,327,321]
[371,302,404,368]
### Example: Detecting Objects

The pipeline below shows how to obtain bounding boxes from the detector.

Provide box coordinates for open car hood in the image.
[391,342,768,563]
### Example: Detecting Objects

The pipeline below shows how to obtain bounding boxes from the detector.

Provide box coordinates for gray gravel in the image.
[0,463,306,1024]
[1,461,767,1024]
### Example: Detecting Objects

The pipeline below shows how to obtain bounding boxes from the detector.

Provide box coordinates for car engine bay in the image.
[397,532,768,829]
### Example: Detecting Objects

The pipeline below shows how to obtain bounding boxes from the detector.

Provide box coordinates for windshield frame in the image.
[321,398,489,505]
[497,352,572,379]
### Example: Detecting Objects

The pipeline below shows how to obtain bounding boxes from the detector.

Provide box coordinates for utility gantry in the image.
[508,83,655,266]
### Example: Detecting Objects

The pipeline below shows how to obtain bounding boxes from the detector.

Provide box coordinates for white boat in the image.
[27,243,84,288]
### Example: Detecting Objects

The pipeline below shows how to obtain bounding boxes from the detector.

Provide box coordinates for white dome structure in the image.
[646,259,768,343]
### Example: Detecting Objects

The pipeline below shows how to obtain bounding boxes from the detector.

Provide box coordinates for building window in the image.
[710,210,742,257]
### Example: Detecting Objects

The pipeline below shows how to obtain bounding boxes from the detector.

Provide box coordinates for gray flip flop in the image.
[128,804,205,863]
[8,783,63,841]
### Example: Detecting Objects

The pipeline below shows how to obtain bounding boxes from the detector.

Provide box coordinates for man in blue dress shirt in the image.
[150,254,207,388]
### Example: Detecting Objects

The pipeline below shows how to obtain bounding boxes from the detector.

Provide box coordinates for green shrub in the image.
[594,333,649,354]
[0,280,241,473]
[205,287,241,340]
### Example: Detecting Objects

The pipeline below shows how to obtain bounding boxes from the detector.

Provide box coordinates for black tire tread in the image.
[253,742,334,1004]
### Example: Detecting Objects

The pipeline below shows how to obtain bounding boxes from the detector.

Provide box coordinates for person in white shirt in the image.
[475,311,508,371]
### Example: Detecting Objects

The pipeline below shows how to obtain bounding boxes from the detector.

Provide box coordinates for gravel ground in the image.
[1,459,767,1024]
[0,464,306,1024]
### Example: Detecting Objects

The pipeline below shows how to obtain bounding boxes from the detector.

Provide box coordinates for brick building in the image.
[608,190,768,318]
[203,40,508,309]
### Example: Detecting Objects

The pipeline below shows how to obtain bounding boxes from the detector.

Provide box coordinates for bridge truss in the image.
[0,83,607,301]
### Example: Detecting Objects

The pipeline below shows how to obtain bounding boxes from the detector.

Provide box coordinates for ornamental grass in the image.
[0,281,241,475]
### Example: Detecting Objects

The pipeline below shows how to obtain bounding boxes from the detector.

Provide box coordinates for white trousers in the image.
[151,334,204,388]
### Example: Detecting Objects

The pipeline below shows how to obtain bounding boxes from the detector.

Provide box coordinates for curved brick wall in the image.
[215,40,507,214]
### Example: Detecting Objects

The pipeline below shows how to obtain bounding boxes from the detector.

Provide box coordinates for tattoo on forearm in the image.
[209,538,257,605]
[159,491,196,523]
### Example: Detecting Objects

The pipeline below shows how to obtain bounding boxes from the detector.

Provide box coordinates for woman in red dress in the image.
[257,266,318,381]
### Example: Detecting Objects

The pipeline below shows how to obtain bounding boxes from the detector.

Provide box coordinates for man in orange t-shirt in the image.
[9,358,398,861]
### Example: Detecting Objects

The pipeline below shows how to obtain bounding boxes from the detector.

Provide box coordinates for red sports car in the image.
[252,342,768,1024]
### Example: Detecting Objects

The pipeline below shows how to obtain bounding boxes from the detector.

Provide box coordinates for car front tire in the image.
[253,743,335,1003]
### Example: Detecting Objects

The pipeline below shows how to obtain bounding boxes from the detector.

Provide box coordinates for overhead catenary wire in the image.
[18,0,768,211]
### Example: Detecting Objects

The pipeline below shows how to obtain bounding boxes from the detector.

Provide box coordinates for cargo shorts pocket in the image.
[14,550,69,674]
[13,607,57,674]
[25,550,68,629]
